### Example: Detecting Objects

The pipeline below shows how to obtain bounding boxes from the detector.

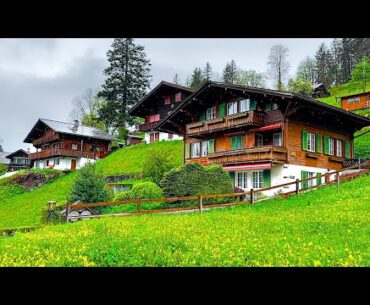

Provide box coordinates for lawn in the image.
[0,174,369,267]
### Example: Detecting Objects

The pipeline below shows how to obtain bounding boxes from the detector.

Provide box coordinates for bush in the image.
[0,163,8,176]
[68,162,111,204]
[129,182,163,200]
[160,163,233,204]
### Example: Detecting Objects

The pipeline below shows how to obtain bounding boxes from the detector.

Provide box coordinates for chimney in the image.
[73,120,79,130]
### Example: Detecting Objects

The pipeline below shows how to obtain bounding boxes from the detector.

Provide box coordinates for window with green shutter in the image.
[263,169,271,188]
[199,111,206,121]
[208,139,215,154]
[345,140,350,158]
[317,134,322,153]
[250,100,257,111]
[219,103,225,118]
[302,131,308,151]
[324,136,330,154]
[229,172,235,186]
[231,136,243,150]
[301,171,308,189]
[316,173,322,185]
[265,103,272,111]
[185,143,190,159]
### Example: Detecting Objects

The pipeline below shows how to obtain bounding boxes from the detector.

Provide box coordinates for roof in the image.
[313,83,326,89]
[5,149,29,159]
[24,118,115,143]
[0,152,10,164]
[129,81,194,116]
[157,81,370,130]
[126,134,143,139]
[340,91,370,99]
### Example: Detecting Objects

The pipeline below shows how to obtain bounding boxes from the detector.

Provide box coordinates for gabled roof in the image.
[24,118,115,143]
[340,91,370,99]
[5,149,29,159]
[156,81,370,131]
[129,81,194,116]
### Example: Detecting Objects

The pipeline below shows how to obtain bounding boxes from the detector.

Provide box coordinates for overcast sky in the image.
[0,38,333,152]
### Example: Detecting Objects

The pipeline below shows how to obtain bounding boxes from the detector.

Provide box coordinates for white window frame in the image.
[201,141,209,157]
[307,132,316,152]
[273,133,282,147]
[227,101,238,115]
[336,139,342,157]
[256,134,263,147]
[329,138,335,156]
[71,143,78,150]
[191,142,201,158]
[236,171,248,189]
[348,97,360,104]
[272,102,279,110]
[239,99,250,112]
[252,171,263,189]
[307,172,315,188]
[206,107,216,120]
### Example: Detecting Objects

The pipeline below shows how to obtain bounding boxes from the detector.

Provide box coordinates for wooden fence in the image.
[63,160,370,222]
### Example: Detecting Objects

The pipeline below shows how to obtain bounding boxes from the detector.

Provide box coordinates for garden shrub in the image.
[0,163,8,176]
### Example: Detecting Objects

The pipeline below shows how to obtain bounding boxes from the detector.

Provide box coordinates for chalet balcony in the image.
[139,121,160,132]
[207,146,288,165]
[28,148,96,161]
[32,133,59,146]
[186,111,264,137]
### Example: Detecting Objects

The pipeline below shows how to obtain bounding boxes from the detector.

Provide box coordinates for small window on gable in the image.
[239,99,250,112]
[71,143,78,150]
[175,92,182,102]
[206,107,216,120]
[227,101,238,115]
[164,96,171,105]
[272,102,279,110]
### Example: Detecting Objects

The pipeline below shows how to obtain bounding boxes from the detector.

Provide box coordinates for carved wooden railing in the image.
[32,133,59,146]
[28,149,96,160]
[139,121,160,131]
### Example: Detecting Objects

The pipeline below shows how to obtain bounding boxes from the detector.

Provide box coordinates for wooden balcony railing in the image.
[139,121,160,132]
[28,149,96,160]
[207,146,288,165]
[32,133,59,146]
[186,111,264,136]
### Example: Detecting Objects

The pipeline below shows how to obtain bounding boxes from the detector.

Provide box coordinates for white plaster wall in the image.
[144,132,183,143]
[33,157,96,170]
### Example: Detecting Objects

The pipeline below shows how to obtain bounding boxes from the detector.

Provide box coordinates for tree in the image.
[287,78,313,97]
[330,39,342,85]
[142,149,177,185]
[173,73,180,84]
[267,44,290,90]
[348,56,370,93]
[296,56,316,85]
[314,43,333,87]
[190,67,205,89]
[68,162,111,203]
[236,69,266,88]
[69,88,99,123]
[222,60,239,84]
[97,38,151,132]
[203,62,213,82]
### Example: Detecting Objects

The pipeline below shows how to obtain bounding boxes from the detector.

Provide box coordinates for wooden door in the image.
[71,159,77,170]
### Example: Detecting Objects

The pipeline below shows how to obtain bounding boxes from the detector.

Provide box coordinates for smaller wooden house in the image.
[125,134,143,146]
[6,149,31,171]
[312,83,330,98]
[341,92,370,111]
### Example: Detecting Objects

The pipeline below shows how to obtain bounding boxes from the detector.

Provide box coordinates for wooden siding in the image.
[286,121,351,171]
[341,93,370,111]
[29,148,95,161]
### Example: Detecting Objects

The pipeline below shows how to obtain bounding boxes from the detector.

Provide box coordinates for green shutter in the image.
[302,131,308,151]
[324,136,330,154]
[316,173,322,185]
[208,139,215,154]
[185,143,190,159]
[250,100,257,111]
[263,170,271,188]
[231,137,236,149]
[301,171,308,189]
[317,134,322,153]
[219,103,225,118]
[199,111,206,121]
[229,172,235,186]
[232,136,243,149]
[345,140,350,159]
[265,103,272,112]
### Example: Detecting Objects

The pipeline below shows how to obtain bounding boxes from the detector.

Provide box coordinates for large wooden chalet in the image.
[146,81,370,195]
[24,119,114,170]
[129,81,194,143]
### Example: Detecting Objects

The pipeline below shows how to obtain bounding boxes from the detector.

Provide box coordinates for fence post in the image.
[295,179,300,195]
[198,195,203,212]
[336,171,340,187]
[137,198,142,214]
[250,189,254,204]
[65,203,69,223]
[359,159,361,170]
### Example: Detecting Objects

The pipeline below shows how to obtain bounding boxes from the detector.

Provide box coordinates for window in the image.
[307,132,316,152]
[175,92,182,102]
[236,172,248,189]
[71,143,78,150]
[307,172,315,188]
[348,97,360,104]
[149,132,160,143]
[227,101,238,115]
[272,103,279,110]
[201,141,209,157]
[206,107,216,120]
[336,140,343,157]
[164,96,171,105]
[231,136,243,150]
[149,114,160,122]
[191,142,201,158]
[273,133,282,146]
[252,171,263,189]
[329,138,335,155]
[256,134,263,147]
[239,99,250,112]
[168,133,173,140]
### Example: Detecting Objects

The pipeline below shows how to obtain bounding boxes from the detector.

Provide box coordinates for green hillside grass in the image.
[0,174,369,267]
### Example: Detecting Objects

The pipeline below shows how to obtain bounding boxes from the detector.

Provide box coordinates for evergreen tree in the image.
[97,38,151,132]
[173,73,180,84]
[330,39,342,85]
[222,60,239,84]
[314,43,333,87]
[203,62,213,82]
[340,38,356,83]
[190,67,205,89]
[349,56,370,93]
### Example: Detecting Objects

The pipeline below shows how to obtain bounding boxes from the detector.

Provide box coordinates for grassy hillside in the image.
[0,140,183,230]
[0,174,368,266]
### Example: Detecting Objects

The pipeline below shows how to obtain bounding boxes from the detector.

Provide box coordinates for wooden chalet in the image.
[129,81,194,143]
[155,81,370,195]
[125,134,143,146]
[24,119,115,170]
[341,91,370,111]
[312,83,330,98]
[6,149,31,171]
